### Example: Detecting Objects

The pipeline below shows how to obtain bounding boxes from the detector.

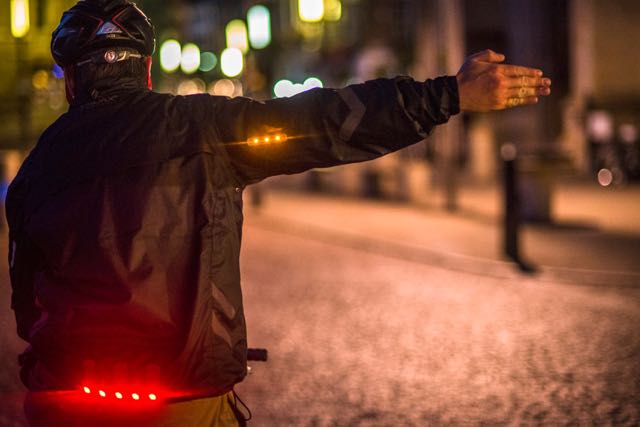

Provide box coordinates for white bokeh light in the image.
[221,48,244,77]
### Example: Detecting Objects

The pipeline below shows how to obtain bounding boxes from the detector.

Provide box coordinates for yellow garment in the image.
[155,393,240,427]
[25,391,241,427]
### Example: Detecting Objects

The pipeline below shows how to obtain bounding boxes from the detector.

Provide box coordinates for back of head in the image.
[51,0,156,99]
[52,0,155,67]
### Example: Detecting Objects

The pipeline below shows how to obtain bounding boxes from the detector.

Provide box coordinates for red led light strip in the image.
[82,385,158,401]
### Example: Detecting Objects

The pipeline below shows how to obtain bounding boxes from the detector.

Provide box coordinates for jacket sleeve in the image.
[212,75,459,185]
[6,173,43,343]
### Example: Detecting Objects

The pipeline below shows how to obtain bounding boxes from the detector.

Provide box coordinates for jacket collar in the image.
[71,77,149,108]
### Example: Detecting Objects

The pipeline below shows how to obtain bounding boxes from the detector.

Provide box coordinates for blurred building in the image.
[0,0,74,148]
[0,0,74,185]
[0,0,639,205]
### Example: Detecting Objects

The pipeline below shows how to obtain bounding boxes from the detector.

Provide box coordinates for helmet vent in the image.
[96,21,123,36]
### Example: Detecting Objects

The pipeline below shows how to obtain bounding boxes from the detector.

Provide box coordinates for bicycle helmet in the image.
[51,0,155,67]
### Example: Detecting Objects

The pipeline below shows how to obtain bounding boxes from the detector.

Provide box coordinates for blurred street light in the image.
[221,47,243,77]
[303,77,323,90]
[12,0,31,149]
[619,124,638,144]
[31,70,49,90]
[177,78,206,95]
[180,43,201,74]
[160,39,181,73]
[597,168,613,187]
[273,79,293,98]
[226,19,249,54]
[11,0,30,39]
[210,79,235,97]
[247,5,272,50]
[324,0,342,21]
[274,77,323,97]
[587,111,614,143]
[298,0,324,23]
[209,79,243,98]
[199,52,218,72]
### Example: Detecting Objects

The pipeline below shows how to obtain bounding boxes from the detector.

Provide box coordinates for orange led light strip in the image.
[247,133,288,146]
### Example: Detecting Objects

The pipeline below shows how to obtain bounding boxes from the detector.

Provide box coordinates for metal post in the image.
[502,143,519,260]
[501,143,536,273]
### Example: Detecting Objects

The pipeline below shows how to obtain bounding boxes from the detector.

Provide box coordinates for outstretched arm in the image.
[211,50,551,185]
[214,75,459,184]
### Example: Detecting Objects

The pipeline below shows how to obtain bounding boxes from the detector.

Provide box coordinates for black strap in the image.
[230,390,252,426]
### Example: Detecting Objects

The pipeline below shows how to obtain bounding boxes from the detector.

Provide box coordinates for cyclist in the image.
[6,0,551,425]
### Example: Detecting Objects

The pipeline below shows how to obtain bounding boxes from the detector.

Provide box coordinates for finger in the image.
[506,87,537,98]
[520,96,539,105]
[500,65,543,77]
[470,49,505,63]
[506,86,550,98]
[505,96,539,108]
[506,76,552,88]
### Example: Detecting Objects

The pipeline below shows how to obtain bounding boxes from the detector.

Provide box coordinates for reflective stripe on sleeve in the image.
[338,88,366,142]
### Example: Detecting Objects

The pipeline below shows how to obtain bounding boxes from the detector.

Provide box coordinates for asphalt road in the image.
[235,214,640,426]
[1,209,640,426]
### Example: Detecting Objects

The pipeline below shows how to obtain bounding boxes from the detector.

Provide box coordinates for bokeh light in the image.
[619,124,638,144]
[587,111,614,142]
[209,79,243,98]
[160,39,182,73]
[32,70,49,90]
[324,0,342,21]
[221,48,244,77]
[273,79,293,98]
[303,77,323,90]
[199,52,217,72]
[11,0,30,38]
[226,20,249,54]
[210,79,236,97]
[181,43,201,74]
[274,77,324,97]
[597,168,613,187]
[298,0,324,22]
[247,5,272,49]
[177,78,206,95]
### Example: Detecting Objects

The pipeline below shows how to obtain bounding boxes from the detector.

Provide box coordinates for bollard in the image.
[501,143,536,273]
[501,143,518,260]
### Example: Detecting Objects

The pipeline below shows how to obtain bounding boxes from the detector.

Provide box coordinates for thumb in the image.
[470,49,505,63]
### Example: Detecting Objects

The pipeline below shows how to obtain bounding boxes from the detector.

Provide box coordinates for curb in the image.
[249,213,640,288]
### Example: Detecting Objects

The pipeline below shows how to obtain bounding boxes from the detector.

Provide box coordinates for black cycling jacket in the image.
[6,75,459,397]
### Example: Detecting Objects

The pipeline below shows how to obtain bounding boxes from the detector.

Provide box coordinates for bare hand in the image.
[456,50,551,112]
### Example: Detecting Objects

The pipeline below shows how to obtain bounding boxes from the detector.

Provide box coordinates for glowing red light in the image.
[80,384,164,403]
